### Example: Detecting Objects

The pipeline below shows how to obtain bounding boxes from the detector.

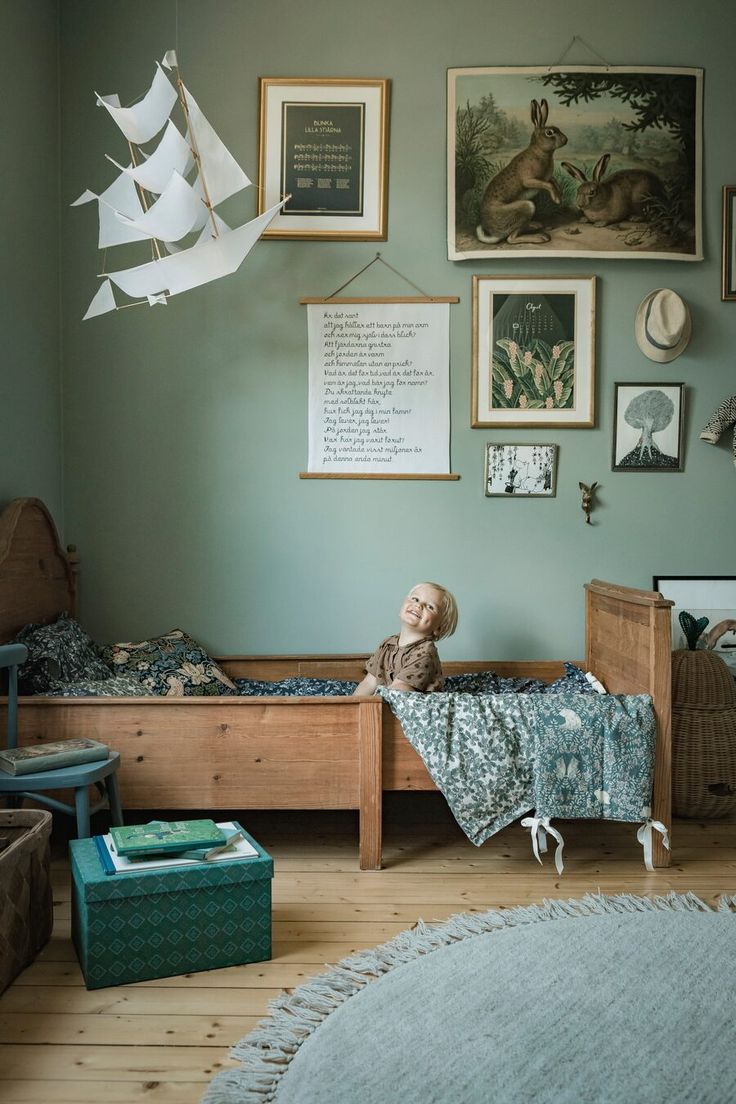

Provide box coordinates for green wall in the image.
[57,0,736,660]
[0,0,62,520]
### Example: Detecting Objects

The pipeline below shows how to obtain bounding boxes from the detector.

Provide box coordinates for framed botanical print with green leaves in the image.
[471,274,596,427]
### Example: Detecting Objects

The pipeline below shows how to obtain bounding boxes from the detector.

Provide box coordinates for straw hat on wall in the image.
[635,288,692,362]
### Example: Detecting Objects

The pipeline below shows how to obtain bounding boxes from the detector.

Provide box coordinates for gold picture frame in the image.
[258,78,390,241]
[471,274,596,428]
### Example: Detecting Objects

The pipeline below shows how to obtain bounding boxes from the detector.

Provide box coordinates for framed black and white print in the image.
[723,187,736,300]
[485,443,558,497]
[612,383,684,471]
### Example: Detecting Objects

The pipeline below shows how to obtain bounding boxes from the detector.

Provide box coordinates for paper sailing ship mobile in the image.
[73,50,286,320]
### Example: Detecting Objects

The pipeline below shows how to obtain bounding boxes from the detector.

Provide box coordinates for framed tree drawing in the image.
[258,78,390,240]
[472,274,595,428]
[612,383,685,471]
[448,66,703,261]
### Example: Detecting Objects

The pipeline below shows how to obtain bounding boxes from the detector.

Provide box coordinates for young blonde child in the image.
[354,582,458,695]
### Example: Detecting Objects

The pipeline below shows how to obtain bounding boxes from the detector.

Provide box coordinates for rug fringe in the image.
[200,890,719,1103]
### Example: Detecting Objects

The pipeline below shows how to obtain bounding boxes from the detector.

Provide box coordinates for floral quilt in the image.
[380,690,656,846]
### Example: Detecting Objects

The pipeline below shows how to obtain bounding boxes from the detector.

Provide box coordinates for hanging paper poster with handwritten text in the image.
[306,303,451,475]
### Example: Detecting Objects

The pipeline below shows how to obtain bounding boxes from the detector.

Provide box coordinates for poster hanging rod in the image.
[300,252,459,304]
[299,472,460,480]
[300,296,459,304]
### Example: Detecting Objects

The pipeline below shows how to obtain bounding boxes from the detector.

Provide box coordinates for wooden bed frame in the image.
[0,497,673,870]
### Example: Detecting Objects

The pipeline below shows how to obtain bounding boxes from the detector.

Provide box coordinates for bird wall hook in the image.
[579,481,598,524]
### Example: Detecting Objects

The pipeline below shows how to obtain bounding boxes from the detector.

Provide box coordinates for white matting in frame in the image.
[258,78,389,240]
[472,274,595,428]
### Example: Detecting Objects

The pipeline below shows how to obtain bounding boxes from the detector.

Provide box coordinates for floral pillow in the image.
[14,613,112,694]
[102,630,236,697]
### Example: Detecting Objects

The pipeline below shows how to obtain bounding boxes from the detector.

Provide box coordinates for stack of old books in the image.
[95,819,258,875]
[0,738,108,775]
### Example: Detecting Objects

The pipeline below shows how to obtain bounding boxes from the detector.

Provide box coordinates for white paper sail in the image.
[181,84,251,206]
[106,119,194,194]
[96,64,177,145]
[75,53,282,319]
[114,170,209,242]
[107,201,285,300]
[162,213,231,254]
[82,279,117,320]
[73,171,149,248]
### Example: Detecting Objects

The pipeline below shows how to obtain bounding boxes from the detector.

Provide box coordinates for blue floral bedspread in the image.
[380,689,656,846]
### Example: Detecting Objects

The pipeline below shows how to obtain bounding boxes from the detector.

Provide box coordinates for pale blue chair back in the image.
[1,643,28,751]
[0,641,123,838]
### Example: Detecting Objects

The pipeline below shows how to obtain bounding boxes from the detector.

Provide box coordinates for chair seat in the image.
[0,752,121,791]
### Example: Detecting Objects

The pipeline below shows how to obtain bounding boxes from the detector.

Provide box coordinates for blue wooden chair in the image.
[0,642,123,838]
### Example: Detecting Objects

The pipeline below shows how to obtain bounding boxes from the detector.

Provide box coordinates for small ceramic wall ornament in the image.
[700,395,736,467]
[579,481,598,524]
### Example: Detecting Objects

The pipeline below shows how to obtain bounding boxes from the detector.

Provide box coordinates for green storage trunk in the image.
[70,824,272,989]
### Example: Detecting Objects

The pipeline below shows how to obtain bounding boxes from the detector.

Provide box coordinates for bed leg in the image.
[651,698,672,868]
[358,699,382,871]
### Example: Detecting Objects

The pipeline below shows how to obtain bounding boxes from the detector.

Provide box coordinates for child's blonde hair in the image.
[413,581,458,640]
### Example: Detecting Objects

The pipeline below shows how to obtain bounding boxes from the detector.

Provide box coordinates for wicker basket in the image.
[0,809,53,995]
[672,650,736,819]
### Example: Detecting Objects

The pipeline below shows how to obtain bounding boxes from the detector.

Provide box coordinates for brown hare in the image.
[562,154,665,226]
[476,99,568,245]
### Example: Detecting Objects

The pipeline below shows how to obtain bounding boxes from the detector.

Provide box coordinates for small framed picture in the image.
[722,186,736,300]
[472,275,596,428]
[258,78,390,240]
[485,443,558,497]
[653,576,736,673]
[612,383,685,472]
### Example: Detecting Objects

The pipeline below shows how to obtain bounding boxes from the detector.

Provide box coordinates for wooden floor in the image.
[2,794,736,1104]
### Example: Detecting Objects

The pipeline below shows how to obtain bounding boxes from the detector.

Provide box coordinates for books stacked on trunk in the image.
[0,738,109,775]
[95,820,258,875]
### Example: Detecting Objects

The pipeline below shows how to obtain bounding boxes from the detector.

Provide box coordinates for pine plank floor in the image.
[2,794,736,1104]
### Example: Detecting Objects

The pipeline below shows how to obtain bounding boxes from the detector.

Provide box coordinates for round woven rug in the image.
[203,893,736,1104]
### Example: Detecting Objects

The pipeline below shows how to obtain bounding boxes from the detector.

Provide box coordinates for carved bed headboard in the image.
[0,498,77,642]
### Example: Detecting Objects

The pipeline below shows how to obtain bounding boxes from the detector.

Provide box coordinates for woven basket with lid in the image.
[672,649,736,818]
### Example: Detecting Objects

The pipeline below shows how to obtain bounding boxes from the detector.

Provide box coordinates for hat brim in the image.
[635,289,692,363]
